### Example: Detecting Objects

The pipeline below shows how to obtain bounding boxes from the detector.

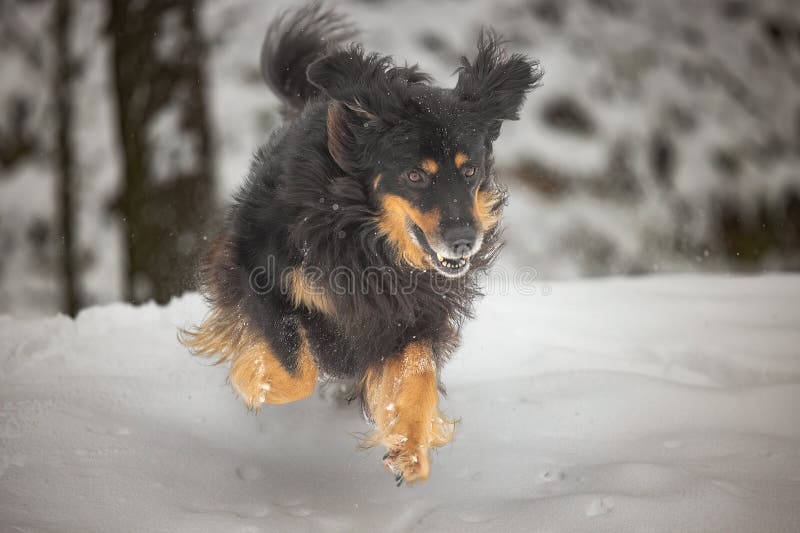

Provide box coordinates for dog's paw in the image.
[381,434,430,486]
[231,357,271,410]
[370,412,456,485]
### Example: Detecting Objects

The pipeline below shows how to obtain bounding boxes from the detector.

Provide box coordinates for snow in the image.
[2,274,799,532]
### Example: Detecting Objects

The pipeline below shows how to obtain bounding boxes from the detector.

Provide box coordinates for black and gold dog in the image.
[182,3,542,484]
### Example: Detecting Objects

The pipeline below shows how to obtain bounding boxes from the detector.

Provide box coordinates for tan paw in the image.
[230,357,271,410]
[382,435,430,486]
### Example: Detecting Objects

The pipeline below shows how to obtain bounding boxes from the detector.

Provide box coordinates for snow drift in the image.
[2,275,799,532]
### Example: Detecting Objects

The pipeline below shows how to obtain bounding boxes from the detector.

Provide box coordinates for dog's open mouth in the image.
[433,253,469,274]
[409,225,471,278]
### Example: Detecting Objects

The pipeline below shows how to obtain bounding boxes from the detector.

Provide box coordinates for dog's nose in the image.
[452,240,473,257]
[442,226,476,257]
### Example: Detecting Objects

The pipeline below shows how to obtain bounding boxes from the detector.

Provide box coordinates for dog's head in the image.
[308,32,542,277]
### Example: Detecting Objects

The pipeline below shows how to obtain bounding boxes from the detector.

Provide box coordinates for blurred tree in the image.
[0,0,65,316]
[0,1,41,172]
[107,0,214,304]
[53,0,80,316]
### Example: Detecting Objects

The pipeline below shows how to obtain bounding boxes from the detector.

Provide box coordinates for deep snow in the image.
[1,275,800,532]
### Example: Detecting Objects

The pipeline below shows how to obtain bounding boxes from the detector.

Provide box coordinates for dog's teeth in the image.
[434,253,471,272]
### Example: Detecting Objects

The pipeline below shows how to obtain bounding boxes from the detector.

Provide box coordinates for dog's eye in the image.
[408,170,423,183]
[463,165,476,178]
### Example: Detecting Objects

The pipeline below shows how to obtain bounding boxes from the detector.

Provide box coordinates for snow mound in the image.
[1,275,800,532]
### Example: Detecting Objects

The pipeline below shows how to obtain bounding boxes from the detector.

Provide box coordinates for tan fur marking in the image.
[362,341,456,483]
[288,267,333,315]
[420,158,439,175]
[454,152,469,168]
[181,309,318,409]
[474,188,503,231]
[229,333,317,407]
[377,194,440,269]
[373,174,382,191]
[179,307,253,365]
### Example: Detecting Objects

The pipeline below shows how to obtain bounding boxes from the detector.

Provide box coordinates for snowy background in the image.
[1,0,800,531]
[1,0,799,315]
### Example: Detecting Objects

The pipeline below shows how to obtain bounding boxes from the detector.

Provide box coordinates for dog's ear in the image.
[455,31,543,141]
[323,100,363,173]
[307,46,409,171]
[307,46,406,122]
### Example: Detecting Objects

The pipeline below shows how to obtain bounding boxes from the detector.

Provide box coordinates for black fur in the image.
[204,6,542,392]
[260,2,355,116]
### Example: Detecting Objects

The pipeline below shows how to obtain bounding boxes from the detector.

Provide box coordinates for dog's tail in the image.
[261,2,356,116]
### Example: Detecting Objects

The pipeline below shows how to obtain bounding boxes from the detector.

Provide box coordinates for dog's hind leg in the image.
[362,341,456,484]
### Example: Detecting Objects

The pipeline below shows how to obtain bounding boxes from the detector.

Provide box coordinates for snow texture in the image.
[1,275,799,532]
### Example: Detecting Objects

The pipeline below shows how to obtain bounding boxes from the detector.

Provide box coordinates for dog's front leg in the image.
[228,334,317,408]
[363,341,455,484]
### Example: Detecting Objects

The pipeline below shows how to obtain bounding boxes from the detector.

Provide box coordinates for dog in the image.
[181,3,542,485]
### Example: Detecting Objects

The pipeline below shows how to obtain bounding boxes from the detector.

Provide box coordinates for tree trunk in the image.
[107,0,214,304]
[53,0,80,316]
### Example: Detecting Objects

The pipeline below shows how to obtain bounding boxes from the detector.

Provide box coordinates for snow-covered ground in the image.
[2,275,799,532]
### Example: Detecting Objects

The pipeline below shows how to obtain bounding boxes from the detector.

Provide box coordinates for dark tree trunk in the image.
[53,0,80,316]
[107,0,214,304]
